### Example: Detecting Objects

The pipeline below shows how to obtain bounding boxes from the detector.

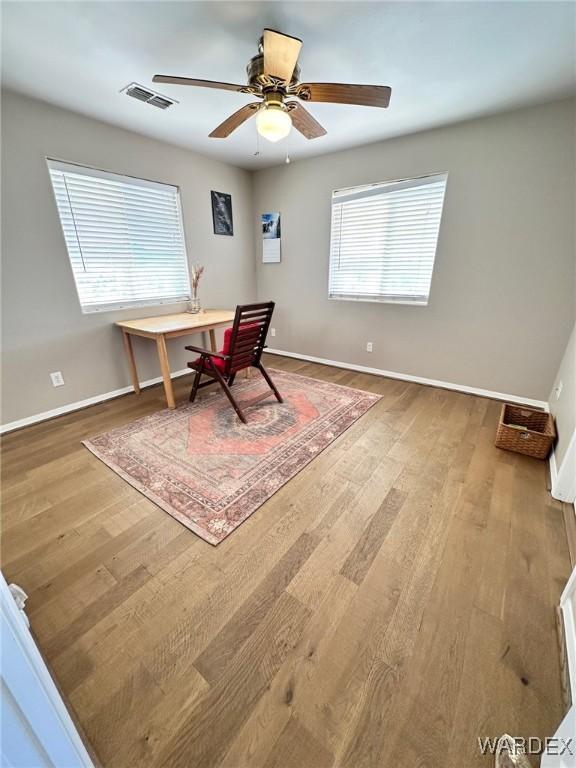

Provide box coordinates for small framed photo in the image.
[262,212,281,240]
[211,191,233,236]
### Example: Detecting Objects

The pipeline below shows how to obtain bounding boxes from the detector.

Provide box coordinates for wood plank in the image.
[263,716,333,768]
[338,659,399,768]
[194,532,319,684]
[446,607,523,768]
[157,591,311,768]
[220,573,356,768]
[340,486,407,585]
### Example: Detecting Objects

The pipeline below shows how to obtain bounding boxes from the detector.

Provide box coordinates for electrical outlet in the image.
[555,380,563,400]
[366,342,373,353]
[270,328,276,337]
[50,371,65,387]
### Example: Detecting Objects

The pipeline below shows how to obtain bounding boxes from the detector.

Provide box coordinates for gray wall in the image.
[549,322,575,469]
[253,99,575,402]
[1,90,255,424]
[2,93,574,426]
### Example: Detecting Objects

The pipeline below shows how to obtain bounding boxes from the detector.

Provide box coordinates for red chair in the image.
[185,302,283,423]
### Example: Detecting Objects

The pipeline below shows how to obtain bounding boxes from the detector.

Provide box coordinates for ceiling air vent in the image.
[121,83,177,109]
[148,95,173,110]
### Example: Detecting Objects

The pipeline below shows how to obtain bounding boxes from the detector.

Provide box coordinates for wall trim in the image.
[550,430,576,504]
[0,369,191,435]
[265,348,549,410]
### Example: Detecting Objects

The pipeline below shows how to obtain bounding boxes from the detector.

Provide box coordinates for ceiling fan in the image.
[153,29,391,143]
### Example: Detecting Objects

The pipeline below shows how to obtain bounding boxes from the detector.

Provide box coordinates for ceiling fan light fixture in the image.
[255,104,292,142]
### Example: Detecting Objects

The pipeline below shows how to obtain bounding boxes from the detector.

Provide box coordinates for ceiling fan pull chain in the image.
[254,124,261,156]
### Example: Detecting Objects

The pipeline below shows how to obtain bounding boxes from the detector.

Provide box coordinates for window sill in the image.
[328,295,429,307]
[81,296,191,315]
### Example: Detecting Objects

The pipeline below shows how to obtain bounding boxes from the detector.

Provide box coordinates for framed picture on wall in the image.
[211,191,233,236]
[262,212,281,263]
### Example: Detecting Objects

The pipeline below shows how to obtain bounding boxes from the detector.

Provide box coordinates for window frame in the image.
[328,172,448,307]
[46,158,191,314]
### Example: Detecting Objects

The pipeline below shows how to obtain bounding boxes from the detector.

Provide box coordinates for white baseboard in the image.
[265,348,549,410]
[550,430,576,504]
[0,369,191,435]
[1,350,551,437]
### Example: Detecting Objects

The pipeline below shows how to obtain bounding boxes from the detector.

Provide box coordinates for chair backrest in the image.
[224,302,275,374]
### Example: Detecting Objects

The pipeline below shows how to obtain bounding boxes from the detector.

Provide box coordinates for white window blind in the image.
[329,173,447,305]
[47,159,190,313]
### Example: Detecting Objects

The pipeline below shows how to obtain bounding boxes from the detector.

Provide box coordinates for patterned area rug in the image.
[83,369,380,544]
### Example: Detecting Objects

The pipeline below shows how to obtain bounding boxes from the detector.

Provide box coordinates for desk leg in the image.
[156,335,176,409]
[122,330,140,395]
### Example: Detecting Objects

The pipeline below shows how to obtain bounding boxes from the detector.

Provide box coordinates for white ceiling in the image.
[2,1,575,170]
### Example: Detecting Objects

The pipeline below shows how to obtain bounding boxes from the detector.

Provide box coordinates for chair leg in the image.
[213,367,247,423]
[189,360,205,402]
[227,373,236,387]
[257,364,283,403]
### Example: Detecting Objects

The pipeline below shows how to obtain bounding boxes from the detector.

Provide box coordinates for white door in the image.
[0,571,93,767]
[542,565,576,767]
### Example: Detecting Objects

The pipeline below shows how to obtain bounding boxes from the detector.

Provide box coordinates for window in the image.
[329,173,447,305]
[47,160,190,313]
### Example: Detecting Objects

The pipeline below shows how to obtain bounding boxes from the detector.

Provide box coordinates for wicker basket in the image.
[495,403,555,460]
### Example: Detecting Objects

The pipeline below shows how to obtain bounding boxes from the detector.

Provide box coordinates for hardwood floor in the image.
[1,354,571,768]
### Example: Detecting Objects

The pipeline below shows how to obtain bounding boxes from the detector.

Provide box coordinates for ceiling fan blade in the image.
[263,29,302,83]
[297,83,391,108]
[287,103,326,140]
[209,103,260,138]
[153,75,246,92]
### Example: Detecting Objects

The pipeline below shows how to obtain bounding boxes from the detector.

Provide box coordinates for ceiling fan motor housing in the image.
[246,54,301,90]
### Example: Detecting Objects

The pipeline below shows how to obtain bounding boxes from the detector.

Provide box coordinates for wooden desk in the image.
[116,310,235,409]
